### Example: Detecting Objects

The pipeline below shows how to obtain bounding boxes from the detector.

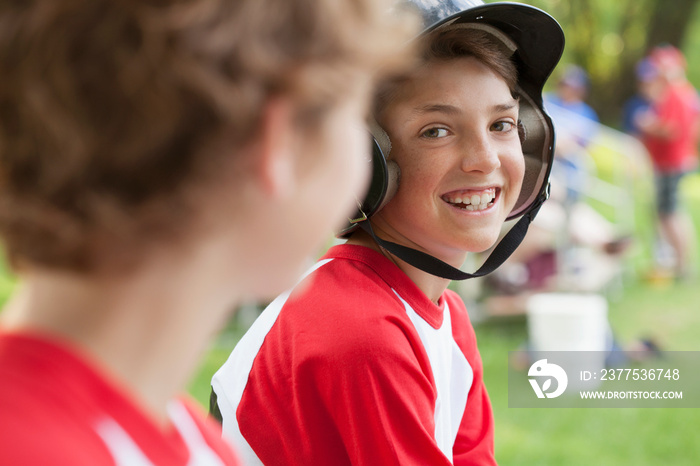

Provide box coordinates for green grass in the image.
[474,277,700,465]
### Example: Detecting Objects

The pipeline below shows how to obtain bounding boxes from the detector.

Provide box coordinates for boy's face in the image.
[374,56,525,263]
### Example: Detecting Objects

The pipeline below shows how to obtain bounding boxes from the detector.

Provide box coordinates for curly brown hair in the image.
[0,0,416,272]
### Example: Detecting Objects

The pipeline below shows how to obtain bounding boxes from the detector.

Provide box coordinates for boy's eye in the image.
[421,127,449,138]
[491,121,516,132]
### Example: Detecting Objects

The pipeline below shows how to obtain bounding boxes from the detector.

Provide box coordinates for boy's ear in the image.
[256,97,297,199]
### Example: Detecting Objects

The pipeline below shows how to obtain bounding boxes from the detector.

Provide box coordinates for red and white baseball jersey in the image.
[0,331,240,466]
[212,244,496,465]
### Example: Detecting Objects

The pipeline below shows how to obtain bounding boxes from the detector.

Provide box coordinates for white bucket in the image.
[526,293,610,391]
[526,293,609,352]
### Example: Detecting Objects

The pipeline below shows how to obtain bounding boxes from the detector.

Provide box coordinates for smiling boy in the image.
[211,1,564,464]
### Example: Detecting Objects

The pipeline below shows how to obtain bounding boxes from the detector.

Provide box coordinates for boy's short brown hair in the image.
[0,0,415,272]
[375,27,518,116]
[425,27,518,92]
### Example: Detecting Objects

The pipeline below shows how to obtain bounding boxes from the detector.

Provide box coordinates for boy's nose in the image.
[460,134,501,174]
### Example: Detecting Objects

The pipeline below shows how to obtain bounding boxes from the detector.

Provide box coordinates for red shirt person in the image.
[636,45,700,278]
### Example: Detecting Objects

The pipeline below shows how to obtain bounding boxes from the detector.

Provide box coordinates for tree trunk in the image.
[645,0,700,50]
[592,0,700,125]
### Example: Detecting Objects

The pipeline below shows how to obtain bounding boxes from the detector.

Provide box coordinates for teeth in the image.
[444,189,495,207]
[459,202,490,211]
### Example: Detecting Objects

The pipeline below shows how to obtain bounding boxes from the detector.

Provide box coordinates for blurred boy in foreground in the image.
[0,0,415,464]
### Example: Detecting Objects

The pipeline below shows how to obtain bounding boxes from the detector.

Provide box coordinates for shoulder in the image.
[228,245,440,391]
[212,248,416,398]
[257,252,433,370]
[280,251,409,335]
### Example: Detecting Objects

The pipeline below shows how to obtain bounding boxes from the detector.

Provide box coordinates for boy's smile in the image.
[441,187,497,211]
[373,56,525,266]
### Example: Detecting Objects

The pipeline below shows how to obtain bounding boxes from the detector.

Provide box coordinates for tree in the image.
[516,0,700,125]
[646,0,698,51]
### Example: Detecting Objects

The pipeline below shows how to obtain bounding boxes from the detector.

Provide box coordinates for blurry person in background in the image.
[545,64,600,206]
[546,64,599,128]
[634,45,700,280]
[0,0,416,464]
[622,58,655,137]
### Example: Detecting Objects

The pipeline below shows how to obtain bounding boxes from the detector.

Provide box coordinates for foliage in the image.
[510,0,700,125]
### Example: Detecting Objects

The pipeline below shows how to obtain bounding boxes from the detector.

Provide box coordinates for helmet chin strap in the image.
[358,192,546,280]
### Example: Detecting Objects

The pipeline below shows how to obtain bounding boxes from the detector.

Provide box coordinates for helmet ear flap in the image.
[338,124,400,238]
[368,120,400,213]
[379,159,400,212]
